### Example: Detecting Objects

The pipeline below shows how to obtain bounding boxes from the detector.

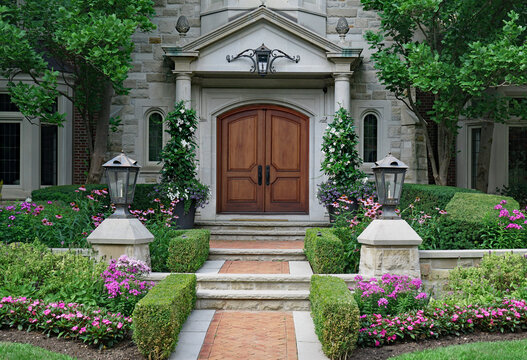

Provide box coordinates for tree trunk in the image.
[435,121,454,186]
[86,81,113,184]
[475,121,494,193]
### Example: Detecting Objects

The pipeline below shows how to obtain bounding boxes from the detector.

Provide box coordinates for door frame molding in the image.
[216,104,309,214]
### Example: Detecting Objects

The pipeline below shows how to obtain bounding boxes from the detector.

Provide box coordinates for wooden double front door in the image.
[218,105,309,213]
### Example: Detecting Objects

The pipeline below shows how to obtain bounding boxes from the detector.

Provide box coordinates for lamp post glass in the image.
[103,152,141,217]
[372,153,408,219]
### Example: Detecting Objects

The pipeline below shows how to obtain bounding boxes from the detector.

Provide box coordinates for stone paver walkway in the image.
[219,260,290,274]
[198,311,297,360]
[210,240,304,249]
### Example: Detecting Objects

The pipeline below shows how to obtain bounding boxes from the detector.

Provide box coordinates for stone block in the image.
[431,258,459,270]
[420,263,430,277]
[146,73,167,82]
[327,8,358,17]
[428,269,450,281]
[372,91,386,100]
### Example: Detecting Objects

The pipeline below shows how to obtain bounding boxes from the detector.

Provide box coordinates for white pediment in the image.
[164,6,361,75]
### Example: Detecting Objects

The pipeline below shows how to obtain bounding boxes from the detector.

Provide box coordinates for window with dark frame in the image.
[0,94,19,112]
[509,126,527,185]
[470,127,481,189]
[148,112,163,162]
[41,124,58,186]
[0,123,21,185]
[363,114,378,163]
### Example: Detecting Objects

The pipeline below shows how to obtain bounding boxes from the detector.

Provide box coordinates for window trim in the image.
[359,109,381,165]
[467,125,482,189]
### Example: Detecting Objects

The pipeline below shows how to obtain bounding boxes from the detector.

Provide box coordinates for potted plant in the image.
[319,107,365,221]
[158,101,210,228]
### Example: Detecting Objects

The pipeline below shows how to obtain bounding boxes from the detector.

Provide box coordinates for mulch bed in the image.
[1,327,527,359]
[348,330,527,359]
[0,329,144,360]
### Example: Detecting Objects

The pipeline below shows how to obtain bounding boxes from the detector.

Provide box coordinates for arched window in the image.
[148,112,163,162]
[363,113,378,163]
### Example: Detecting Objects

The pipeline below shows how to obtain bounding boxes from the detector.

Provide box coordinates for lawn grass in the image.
[0,342,75,360]
[392,338,527,360]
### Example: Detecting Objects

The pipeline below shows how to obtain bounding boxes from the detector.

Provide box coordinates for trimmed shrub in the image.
[149,227,186,272]
[31,184,157,210]
[400,184,478,215]
[446,192,519,223]
[310,275,360,360]
[304,228,345,274]
[133,274,196,360]
[167,229,210,273]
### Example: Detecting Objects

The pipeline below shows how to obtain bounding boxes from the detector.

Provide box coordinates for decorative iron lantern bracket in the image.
[226,43,300,76]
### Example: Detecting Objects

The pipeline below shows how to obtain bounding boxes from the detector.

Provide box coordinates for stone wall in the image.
[419,249,527,294]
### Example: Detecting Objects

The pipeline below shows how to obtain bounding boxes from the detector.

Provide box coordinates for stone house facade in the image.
[1,1,525,220]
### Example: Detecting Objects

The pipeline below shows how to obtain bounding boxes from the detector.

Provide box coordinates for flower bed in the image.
[357,299,527,348]
[0,296,132,348]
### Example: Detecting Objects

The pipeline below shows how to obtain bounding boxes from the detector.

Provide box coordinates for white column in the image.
[333,73,351,113]
[175,72,192,104]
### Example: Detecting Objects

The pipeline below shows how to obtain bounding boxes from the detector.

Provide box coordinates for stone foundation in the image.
[359,244,421,279]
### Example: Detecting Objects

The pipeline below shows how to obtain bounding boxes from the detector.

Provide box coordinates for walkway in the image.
[169,239,328,360]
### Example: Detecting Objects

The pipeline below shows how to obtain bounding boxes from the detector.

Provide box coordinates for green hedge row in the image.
[167,229,210,273]
[132,274,196,360]
[31,184,157,210]
[400,183,478,214]
[310,275,360,360]
[304,228,345,274]
[446,192,519,223]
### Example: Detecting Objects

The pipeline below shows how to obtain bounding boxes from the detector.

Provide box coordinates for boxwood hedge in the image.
[304,228,345,274]
[167,229,210,273]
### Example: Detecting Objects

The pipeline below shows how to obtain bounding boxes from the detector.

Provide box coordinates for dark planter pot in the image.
[173,201,196,229]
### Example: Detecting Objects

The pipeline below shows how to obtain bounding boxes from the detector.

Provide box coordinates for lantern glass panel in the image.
[257,53,269,75]
[106,168,128,205]
[385,172,396,201]
[374,170,385,204]
[393,171,405,202]
[126,168,139,203]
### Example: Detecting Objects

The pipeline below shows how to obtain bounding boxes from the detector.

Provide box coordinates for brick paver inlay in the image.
[198,311,297,360]
[219,261,290,274]
[210,240,304,249]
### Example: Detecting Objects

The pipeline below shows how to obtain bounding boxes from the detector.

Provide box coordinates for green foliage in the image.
[497,182,527,208]
[332,227,361,274]
[445,193,519,223]
[321,107,365,188]
[166,229,210,273]
[159,101,210,211]
[0,242,108,308]
[400,184,478,216]
[0,342,75,360]
[310,275,360,360]
[148,226,186,272]
[304,228,346,274]
[441,253,527,306]
[31,184,157,210]
[133,274,196,360]
[392,339,527,360]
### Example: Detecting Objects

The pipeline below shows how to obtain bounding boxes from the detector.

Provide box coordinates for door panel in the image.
[218,106,308,213]
[265,110,308,212]
[219,110,265,212]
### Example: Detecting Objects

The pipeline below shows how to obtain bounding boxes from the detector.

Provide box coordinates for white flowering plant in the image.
[321,107,364,188]
[159,101,209,212]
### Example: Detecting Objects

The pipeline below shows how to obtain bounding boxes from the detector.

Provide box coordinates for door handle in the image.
[258,165,262,185]
[265,165,270,185]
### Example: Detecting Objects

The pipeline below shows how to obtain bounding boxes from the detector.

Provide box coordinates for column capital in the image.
[332,73,353,81]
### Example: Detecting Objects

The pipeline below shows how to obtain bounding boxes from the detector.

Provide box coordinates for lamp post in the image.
[372,153,408,219]
[357,153,422,279]
[103,152,140,218]
[87,152,154,265]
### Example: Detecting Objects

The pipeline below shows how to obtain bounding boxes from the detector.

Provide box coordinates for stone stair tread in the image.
[209,230,306,235]
[196,221,329,227]
[209,248,304,254]
[196,273,311,282]
[197,289,310,299]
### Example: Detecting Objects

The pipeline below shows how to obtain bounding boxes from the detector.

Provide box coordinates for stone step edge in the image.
[209,248,304,255]
[197,289,310,300]
[196,274,311,282]
[196,221,330,227]
[209,230,306,235]
[146,272,359,283]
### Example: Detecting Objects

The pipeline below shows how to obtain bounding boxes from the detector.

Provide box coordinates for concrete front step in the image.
[208,248,306,261]
[196,273,311,291]
[195,289,310,311]
[197,221,329,241]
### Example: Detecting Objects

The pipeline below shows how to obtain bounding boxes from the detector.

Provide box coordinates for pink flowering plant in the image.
[0,186,112,247]
[351,274,429,316]
[477,200,527,249]
[101,255,155,317]
[357,298,527,347]
[0,296,131,348]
